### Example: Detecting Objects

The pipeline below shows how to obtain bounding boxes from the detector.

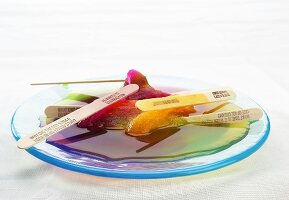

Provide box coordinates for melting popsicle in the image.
[126,107,263,136]
[77,69,172,131]
[125,106,195,136]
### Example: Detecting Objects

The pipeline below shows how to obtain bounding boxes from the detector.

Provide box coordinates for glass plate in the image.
[11,75,270,179]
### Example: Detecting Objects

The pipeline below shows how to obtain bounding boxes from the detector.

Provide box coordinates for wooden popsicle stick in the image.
[17,84,139,149]
[135,88,236,111]
[185,108,263,124]
[31,79,125,85]
[45,105,82,118]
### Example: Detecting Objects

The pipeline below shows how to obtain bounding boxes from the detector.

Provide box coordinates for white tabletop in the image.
[1,0,289,199]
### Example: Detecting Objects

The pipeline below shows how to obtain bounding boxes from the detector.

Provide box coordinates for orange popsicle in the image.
[126,106,196,136]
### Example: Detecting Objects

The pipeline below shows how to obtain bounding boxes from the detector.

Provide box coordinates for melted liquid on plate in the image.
[45,89,250,163]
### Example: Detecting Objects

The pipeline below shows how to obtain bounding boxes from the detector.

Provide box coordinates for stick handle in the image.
[136,88,236,111]
[31,79,125,85]
[185,108,263,124]
[45,105,82,118]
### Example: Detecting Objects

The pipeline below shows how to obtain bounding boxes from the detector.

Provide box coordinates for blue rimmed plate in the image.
[11,76,270,179]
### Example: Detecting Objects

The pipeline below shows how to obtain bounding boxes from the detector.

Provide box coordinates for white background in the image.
[0,0,289,199]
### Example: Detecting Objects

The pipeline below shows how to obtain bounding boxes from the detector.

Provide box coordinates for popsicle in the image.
[77,69,171,130]
[126,106,195,136]
[126,106,263,136]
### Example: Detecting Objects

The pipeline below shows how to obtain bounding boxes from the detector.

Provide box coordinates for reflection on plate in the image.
[11,76,270,179]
